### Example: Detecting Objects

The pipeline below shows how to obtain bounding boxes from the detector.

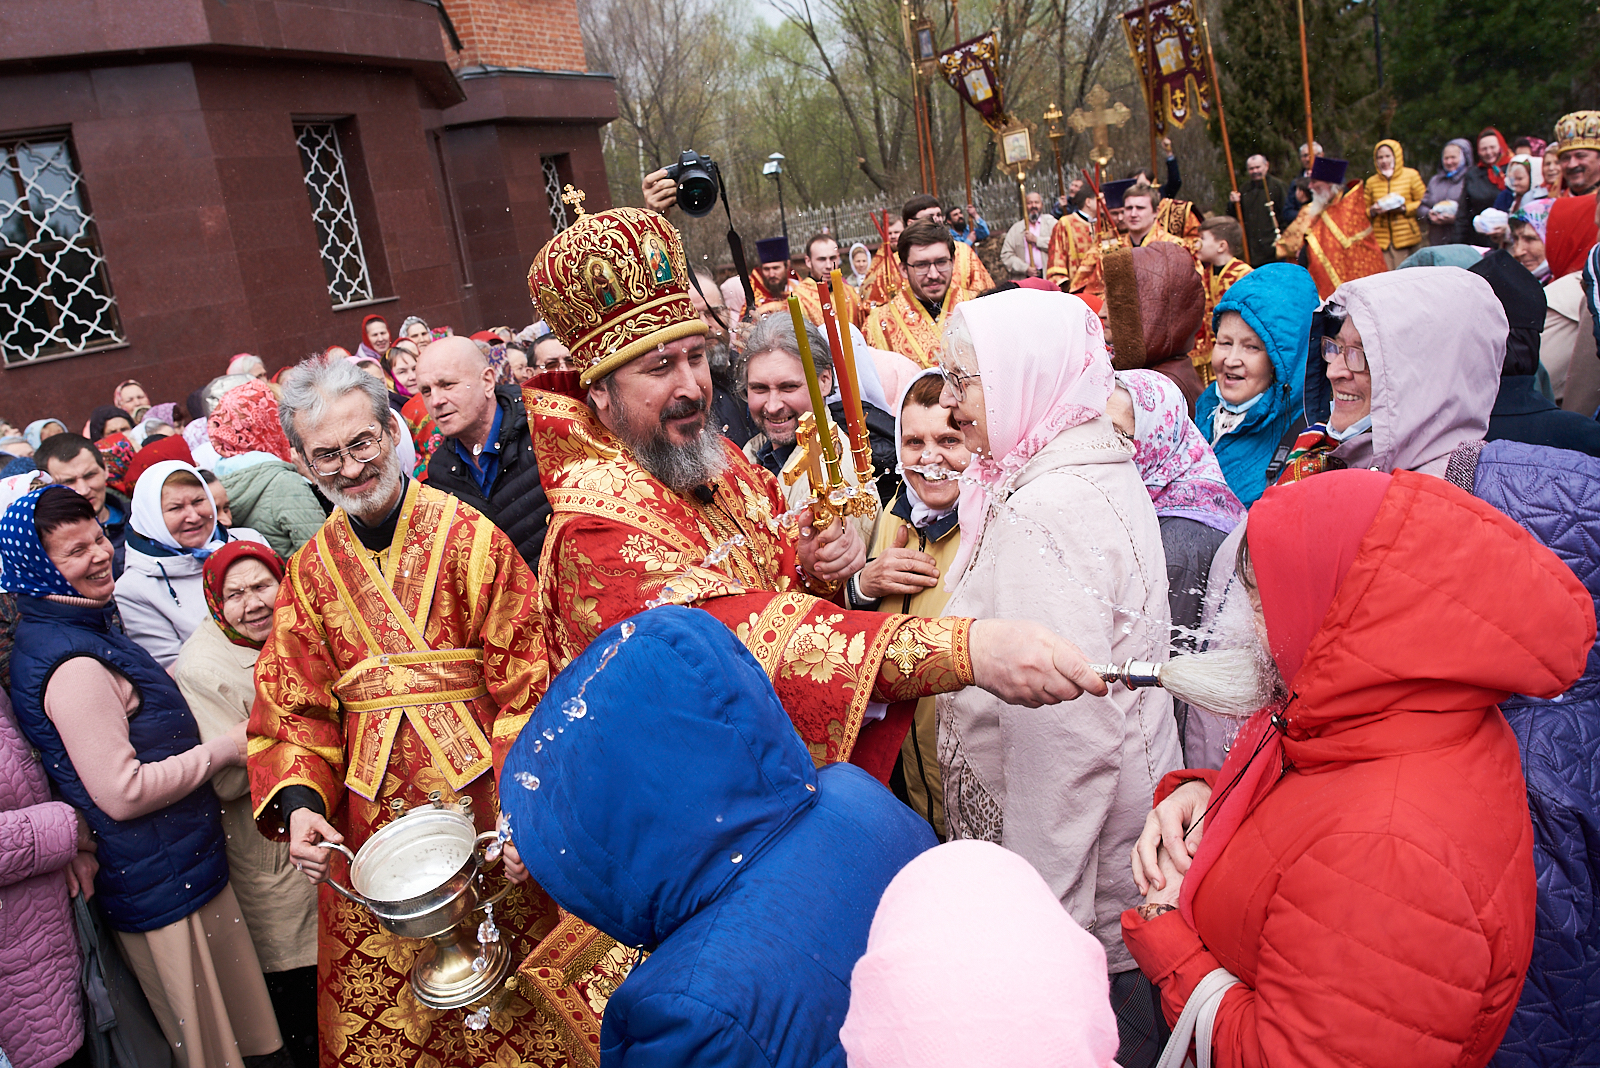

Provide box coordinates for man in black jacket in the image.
[414,336,551,570]
[1229,154,1292,268]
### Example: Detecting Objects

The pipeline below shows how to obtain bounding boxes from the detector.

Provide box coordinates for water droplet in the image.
[620,621,636,639]
[514,771,540,791]
[184,882,191,889]
[714,814,723,823]
[533,740,542,753]
[730,852,743,864]
[464,1005,491,1030]
[562,697,587,721]
[559,848,566,855]
[557,726,564,733]
[542,728,555,741]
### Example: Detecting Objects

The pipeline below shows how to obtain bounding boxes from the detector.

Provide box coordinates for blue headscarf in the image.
[0,487,81,599]
[1194,263,1319,506]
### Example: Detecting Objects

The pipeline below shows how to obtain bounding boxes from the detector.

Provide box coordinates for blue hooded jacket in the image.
[500,606,935,1068]
[1194,263,1318,505]
[1469,440,1600,1068]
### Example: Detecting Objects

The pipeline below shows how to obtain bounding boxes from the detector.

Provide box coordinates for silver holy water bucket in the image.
[318,793,513,1009]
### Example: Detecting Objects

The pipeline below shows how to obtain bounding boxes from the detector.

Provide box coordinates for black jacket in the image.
[425,386,551,572]
[1232,176,1290,268]
[1453,166,1503,247]
[1486,376,1600,457]
[828,397,901,505]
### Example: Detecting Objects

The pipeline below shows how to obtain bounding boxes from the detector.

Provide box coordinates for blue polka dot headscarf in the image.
[0,487,81,599]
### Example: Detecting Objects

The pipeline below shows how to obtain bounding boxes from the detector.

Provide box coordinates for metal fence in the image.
[766,168,1083,252]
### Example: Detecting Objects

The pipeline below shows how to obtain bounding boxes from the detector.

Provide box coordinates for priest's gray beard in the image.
[318,443,403,523]
[613,390,728,495]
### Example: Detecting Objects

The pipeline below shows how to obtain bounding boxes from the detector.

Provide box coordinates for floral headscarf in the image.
[207,380,292,461]
[485,343,516,385]
[401,394,443,480]
[1512,196,1553,243]
[96,434,135,494]
[1115,370,1245,533]
[146,402,177,428]
[202,540,284,649]
[0,487,81,599]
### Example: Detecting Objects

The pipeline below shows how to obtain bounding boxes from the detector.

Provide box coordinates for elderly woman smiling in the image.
[933,287,1180,1065]
[1193,264,1320,506]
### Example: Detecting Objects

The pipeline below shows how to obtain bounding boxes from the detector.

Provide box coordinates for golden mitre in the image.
[1555,111,1600,156]
[526,185,708,387]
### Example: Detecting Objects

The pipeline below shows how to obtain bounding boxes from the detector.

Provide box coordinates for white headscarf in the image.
[130,459,222,555]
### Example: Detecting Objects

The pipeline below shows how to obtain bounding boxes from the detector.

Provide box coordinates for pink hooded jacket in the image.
[0,687,83,1068]
[840,840,1120,1068]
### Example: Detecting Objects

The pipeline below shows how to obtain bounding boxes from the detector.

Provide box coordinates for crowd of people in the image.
[1,108,1598,1068]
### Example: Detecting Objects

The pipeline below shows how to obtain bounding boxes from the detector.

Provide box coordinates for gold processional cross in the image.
[561,184,588,217]
[1067,84,1132,168]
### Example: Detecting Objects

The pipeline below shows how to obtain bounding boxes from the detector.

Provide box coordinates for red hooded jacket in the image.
[1123,471,1594,1068]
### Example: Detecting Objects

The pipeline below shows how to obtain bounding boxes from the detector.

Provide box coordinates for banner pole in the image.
[953,0,973,210]
[1297,0,1315,169]
[1201,8,1246,264]
[1143,0,1160,175]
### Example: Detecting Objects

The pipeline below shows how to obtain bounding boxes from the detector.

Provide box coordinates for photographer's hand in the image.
[642,168,676,215]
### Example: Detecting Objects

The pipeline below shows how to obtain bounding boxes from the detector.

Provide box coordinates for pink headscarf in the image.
[1116,369,1244,532]
[840,840,1119,1068]
[947,289,1115,582]
[207,380,293,461]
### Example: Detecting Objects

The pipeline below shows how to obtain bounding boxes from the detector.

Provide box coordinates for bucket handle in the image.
[473,831,515,911]
[312,841,367,906]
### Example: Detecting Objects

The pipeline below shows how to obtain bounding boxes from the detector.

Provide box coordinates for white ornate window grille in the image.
[543,155,569,234]
[295,123,373,307]
[0,136,122,365]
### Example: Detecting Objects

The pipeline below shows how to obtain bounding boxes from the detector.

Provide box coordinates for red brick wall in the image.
[444,0,588,73]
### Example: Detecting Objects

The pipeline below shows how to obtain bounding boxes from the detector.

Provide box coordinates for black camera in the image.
[663,150,721,218]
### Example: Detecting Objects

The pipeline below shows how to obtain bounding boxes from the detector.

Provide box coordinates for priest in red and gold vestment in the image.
[1275,156,1387,298]
[523,190,1106,770]
[862,222,988,368]
[1062,179,1189,298]
[856,218,904,310]
[1044,210,1095,289]
[248,360,602,1068]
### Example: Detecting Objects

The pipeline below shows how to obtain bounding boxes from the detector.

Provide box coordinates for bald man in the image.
[416,335,551,570]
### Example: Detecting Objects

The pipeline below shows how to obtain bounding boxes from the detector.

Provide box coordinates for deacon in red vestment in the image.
[248,356,602,1067]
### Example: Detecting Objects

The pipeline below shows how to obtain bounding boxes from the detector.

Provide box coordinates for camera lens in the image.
[677,172,718,217]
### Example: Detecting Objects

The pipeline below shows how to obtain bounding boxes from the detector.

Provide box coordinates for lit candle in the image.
[789,296,842,485]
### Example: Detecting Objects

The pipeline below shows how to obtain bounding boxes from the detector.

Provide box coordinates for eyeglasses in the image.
[906,257,954,278]
[308,425,385,476]
[939,364,981,402]
[221,579,279,610]
[1321,337,1368,373]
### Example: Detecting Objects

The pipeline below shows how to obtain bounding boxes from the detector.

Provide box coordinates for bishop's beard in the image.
[613,391,728,495]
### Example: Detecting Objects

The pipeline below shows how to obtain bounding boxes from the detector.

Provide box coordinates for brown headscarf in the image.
[1102,242,1206,413]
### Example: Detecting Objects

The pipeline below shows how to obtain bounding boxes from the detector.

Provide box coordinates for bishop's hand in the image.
[797,509,866,585]
[969,619,1108,707]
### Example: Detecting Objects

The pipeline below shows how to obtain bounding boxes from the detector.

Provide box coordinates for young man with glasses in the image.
[863,221,985,368]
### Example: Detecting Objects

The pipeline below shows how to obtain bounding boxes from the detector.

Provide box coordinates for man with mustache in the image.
[246,353,572,1067]
[526,194,1108,772]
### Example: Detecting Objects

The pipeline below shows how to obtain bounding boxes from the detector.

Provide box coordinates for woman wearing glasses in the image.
[1276,268,1507,483]
[175,541,317,1067]
[934,287,1181,1068]
[1193,263,1321,506]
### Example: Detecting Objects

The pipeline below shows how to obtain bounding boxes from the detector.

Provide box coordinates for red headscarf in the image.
[123,434,196,492]
[1178,469,1390,927]
[1545,193,1598,279]
[208,379,293,461]
[1478,127,1512,190]
[202,540,285,649]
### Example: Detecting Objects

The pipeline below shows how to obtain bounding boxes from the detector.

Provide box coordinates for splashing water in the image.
[464,1005,491,1030]
[477,900,500,945]
[513,771,540,792]
[899,463,960,482]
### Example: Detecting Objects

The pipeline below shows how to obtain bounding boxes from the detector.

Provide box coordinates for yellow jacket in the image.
[1364,139,1427,251]
[863,491,962,838]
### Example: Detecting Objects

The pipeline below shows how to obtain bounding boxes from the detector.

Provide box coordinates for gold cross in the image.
[884,628,930,676]
[561,184,588,216]
[1067,84,1132,167]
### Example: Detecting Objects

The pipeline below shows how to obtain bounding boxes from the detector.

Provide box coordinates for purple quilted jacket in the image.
[0,687,83,1068]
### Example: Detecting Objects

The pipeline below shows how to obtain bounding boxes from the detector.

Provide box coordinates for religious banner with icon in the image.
[1118,0,1210,133]
[937,32,1008,130]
